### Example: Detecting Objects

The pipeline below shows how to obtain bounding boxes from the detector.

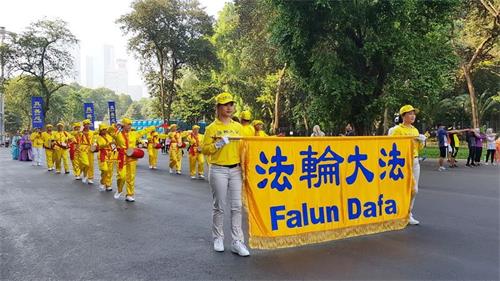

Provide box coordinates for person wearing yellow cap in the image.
[253,120,268,137]
[30,127,45,166]
[147,130,167,169]
[187,125,205,179]
[69,122,82,179]
[78,119,95,184]
[239,110,255,137]
[42,124,56,171]
[202,92,249,257]
[110,117,155,202]
[95,123,116,192]
[167,124,183,174]
[389,105,426,226]
[53,122,73,174]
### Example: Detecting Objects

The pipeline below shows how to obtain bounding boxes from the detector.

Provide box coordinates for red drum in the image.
[155,143,162,149]
[126,148,144,159]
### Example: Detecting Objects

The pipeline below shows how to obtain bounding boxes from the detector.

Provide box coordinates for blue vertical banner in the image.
[83,103,95,130]
[108,101,117,125]
[31,97,44,128]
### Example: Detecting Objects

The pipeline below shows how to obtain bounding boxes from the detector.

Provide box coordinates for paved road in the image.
[0,148,498,280]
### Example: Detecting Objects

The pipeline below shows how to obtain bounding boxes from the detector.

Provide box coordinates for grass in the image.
[421,145,470,159]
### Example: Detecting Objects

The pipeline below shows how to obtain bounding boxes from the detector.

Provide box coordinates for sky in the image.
[0,0,228,97]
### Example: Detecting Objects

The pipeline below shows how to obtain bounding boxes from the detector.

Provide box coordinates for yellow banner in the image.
[242,136,415,249]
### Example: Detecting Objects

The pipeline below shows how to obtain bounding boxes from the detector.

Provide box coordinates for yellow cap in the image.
[72,122,81,128]
[152,131,159,136]
[56,122,64,127]
[192,125,200,130]
[121,118,132,125]
[239,110,252,121]
[99,123,109,131]
[215,92,235,105]
[253,120,264,126]
[170,124,177,129]
[46,124,53,128]
[399,105,419,115]
[82,119,91,125]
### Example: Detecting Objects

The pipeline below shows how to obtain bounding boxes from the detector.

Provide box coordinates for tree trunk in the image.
[463,65,479,128]
[272,64,287,135]
[382,107,389,135]
[165,63,177,124]
[158,57,166,123]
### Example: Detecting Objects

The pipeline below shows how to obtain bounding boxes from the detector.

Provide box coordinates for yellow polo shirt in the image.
[241,124,255,137]
[202,119,242,166]
[30,132,45,148]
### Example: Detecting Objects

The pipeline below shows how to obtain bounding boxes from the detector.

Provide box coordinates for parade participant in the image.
[484,128,496,165]
[387,115,402,136]
[19,130,33,161]
[53,122,72,174]
[42,125,55,170]
[168,124,183,174]
[187,125,205,179]
[202,92,250,257]
[344,123,356,136]
[389,105,426,225]
[311,125,325,137]
[253,120,268,137]
[78,119,95,184]
[69,122,82,179]
[30,128,44,166]
[95,123,116,192]
[110,118,154,202]
[239,110,255,137]
[473,128,486,165]
[147,130,166,169]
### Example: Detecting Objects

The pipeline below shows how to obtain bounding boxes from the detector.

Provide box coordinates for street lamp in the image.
[0,26,6,146]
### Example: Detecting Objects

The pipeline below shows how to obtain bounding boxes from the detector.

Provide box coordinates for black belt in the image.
[217,164,240,168]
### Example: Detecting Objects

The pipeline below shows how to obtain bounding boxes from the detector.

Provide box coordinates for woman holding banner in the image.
[389,105,426,225]
[202,92,249,257]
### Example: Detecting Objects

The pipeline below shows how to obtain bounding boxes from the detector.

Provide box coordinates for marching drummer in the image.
[187,125,205,179]
[202,92,250,257]
[96,123,116,192]
[69,122,82,180]
[168,124,183,174]
[42,124,55,171]
[110,118,155,202]
[53,122,73,174]
[147,130,167,170]
[78,119,95,184]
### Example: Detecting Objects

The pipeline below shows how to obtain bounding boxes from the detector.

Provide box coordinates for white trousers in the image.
[32,147,43,165]
[209,164,244,242]
[411,158,420,213]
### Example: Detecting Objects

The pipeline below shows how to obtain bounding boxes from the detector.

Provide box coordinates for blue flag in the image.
[83,103,95,130]
[31,97,44,128]
[108,101,117,125]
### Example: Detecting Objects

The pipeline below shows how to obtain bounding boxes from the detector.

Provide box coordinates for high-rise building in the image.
[72,44,81,84]
[85,56,94,88]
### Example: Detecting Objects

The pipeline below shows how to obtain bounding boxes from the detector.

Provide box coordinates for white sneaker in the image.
[191,175,196,179]
[169,168,174,174]
[409,215,420,225]
[87,179,94,184]
[98,184,106,191]
[114,191,123,199]
[37,163,41,166]
[213,238,224,252]
[125,195,135,202]
[149,165,153,169]
[56,171,61,174]
[199,174,205,180]
[231,240,250,257]
[153,166,157,170]
[176,170,181,175]
[82,177,88,184]
[75,176,81,180]
[484,162,489,166]
[438,166,446,171]
[105,186,113,192]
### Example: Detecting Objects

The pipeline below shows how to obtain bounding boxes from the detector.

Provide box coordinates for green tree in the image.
[117,0,215,122]
[7,19,78,123]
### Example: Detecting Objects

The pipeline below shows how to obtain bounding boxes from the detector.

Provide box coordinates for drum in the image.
[126,148,144,159]
[155,143,162,149]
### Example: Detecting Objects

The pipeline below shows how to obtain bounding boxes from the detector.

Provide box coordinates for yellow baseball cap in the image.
[72,122,81,128]
[46,124,53,128]
[192,125,200,130]
[239,110,252,121]
[215,92,235,105]
[399,105,419,115]
[121,118,132,125]
[82,119,91,125]
[253,120,264,126]
[99,123,109,131]
[56,122,64,127]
